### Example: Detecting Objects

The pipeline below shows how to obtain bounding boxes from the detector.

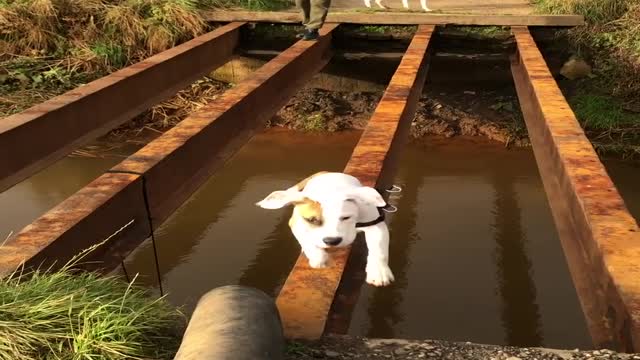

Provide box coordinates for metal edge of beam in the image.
[0,22,245,194]
[510,26,640,353]
[274,24,435,340]
[203,11,584,26]
[0,24,340,279]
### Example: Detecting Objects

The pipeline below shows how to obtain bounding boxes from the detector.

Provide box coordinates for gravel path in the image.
[285,336,640,360]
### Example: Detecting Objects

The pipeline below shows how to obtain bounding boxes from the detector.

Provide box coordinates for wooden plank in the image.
[275,25,434,340]
[0,23,244,193]
[203,10,584,26]
[0,24,339,278]
[510,26,640,353]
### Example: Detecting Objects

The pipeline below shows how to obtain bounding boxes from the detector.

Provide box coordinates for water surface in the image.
[2,130,639,350]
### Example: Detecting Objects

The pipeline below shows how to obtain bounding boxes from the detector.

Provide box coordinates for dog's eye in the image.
[304,217,322,226]
[340,216,352,221]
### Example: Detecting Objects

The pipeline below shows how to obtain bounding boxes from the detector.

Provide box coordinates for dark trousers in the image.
[296,0,331,30]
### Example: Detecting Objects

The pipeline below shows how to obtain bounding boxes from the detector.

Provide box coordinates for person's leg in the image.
[295,0,311,38]
[303,0,331,40]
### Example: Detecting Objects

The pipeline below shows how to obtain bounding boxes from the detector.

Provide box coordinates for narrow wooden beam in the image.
[0,23,244,193]
[0,25,340,278]
[511,26,640,353]
[203,10,584,26]
[275,25,435,340]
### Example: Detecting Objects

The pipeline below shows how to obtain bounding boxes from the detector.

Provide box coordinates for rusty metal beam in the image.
[275,25,435,340]
[0,24,339,278]
[510,26,640,353]
[0,23,244,194]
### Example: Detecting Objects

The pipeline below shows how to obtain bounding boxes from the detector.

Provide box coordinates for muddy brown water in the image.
[3,129,639,350]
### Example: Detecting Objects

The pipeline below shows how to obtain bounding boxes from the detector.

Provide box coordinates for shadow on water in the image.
[490,163,543,347]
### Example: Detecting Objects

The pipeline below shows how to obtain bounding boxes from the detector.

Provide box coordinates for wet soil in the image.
[269,86,527,147]
[285,336,640,360]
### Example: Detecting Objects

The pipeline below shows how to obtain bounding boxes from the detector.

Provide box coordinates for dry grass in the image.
[0,0,220,125]
[0,0,208,69]
[108,76,230,138]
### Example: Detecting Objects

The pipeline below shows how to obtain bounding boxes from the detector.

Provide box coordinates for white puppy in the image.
[256,171,395,287]
[364,0,431,11]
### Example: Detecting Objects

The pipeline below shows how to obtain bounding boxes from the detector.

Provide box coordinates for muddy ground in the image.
[285,336,640,360]
[269,86,528,147]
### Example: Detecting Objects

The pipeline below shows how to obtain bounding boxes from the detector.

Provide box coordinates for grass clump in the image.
[445,25,511,39]
[0,0,215,118]
[573,94,639,130]
[0,256,185,359]
[532,0,640,98]
[0,0,209,71]
[205,0,292,11]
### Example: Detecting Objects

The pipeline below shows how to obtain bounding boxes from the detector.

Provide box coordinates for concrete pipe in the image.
[174,285,284,360]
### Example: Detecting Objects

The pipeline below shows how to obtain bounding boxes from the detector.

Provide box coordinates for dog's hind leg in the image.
[374,0,387,9]
[361,223,395,286]
[401,0,409,9]
[363,0,372,7]
[420,0,431,11]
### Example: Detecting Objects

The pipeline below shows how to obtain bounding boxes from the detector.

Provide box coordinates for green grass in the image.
[303,113,328,131]
[356,25,417,34]
[446,25,510,39]
[532,0,640,98]
[203,0,292,10]
[0,246,185,359]
[573,94,639,130]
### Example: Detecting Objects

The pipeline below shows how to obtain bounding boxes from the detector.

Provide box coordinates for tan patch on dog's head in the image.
[289,198,323,228]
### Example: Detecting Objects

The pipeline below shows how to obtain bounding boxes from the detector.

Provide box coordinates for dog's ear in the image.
[256,189,306,209]
[347,186,386,208]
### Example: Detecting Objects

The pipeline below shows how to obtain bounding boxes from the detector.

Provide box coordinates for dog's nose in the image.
[323,237,342,246]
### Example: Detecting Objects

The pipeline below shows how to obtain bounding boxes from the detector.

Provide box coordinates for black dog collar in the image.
[355,206,386,228]
[355,186,397,228]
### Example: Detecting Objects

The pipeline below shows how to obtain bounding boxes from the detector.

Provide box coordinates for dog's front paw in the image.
[306,251,329,268]
[366,262,395,286]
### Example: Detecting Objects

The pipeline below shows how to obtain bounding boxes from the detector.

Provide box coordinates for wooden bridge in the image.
[1,10,639,354]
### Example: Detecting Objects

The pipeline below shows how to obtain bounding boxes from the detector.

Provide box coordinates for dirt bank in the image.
[285,336,640,360]
[268,87,528,147]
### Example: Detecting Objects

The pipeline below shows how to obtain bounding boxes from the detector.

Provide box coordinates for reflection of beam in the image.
[237,216,300,296]
[125,174,251,282]
[0,23,244,193]
[325,155,422,336]
[275,25,435,340]
[490,172,542,346]
[0,25,339,278]
[511,26,640,352]
[362,165,421,337]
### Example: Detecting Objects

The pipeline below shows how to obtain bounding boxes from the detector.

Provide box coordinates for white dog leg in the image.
[303,246,330,268]
[420,0,431,11]
[291,225,330,268]
[374,0,387,9]
[364,0,372,8]
[361,223,395,286]
[402,0,409,9]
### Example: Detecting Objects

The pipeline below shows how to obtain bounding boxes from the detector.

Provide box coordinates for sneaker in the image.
[302,29,319,41]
